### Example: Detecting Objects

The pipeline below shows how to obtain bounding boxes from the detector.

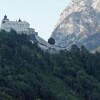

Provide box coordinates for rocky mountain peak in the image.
[51,0,100,51]
[92,0,100,11]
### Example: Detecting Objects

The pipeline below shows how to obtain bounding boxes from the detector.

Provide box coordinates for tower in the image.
[18,18,22,22]
[2,15,9,23]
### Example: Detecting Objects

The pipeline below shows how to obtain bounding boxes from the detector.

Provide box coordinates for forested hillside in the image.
[0,30,100,100]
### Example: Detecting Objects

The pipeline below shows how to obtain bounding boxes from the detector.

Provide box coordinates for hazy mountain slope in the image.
[51,0,100,50]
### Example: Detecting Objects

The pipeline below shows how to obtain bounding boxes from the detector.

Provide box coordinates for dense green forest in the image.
[0,30,100,100]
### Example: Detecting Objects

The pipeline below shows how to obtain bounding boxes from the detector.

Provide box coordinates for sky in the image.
[0,0,71,41]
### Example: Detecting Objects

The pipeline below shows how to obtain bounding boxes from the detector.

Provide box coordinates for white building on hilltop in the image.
[0,15,36,35]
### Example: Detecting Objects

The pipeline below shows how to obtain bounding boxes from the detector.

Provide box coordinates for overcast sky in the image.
[0,0,71,41]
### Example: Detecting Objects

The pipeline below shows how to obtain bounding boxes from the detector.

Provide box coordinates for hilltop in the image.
[0,30,100,100]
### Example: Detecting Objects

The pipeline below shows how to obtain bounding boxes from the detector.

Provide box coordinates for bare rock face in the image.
[51,0,100,50]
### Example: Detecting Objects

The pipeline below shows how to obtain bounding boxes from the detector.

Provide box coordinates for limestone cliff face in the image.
[51,0,100,50]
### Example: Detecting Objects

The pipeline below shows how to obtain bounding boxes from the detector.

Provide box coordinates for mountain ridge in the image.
[51,0,100,50]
